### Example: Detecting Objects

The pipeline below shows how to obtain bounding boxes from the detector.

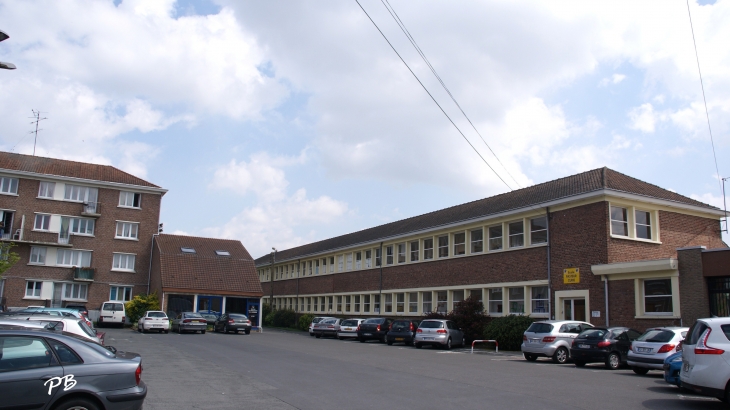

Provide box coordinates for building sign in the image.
[563,268,580,284]
[591,311,601,318]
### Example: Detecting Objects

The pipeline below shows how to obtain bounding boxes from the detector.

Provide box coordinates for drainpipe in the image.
[147,234,158,294]
[604,275,610,327]
[379,242,384,314]
[546,207,552,320]
[19,214,25,241]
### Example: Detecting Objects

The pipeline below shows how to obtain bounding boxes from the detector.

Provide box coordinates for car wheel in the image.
[315,334,321,338]
[201,330,206,334]
[310,333,315,337]
[415,343,422,349]
[445,338,452,350]
[724,386,730,404]
[164,330,169,334]
[137,326,142,333]
[53,397,100,410]
[387,340,393,346]
[574,360,586,367]
[224,325,229,334]
[552,347,569,364]
[142,327,147,334]
[605,352,620,370]
[524,353,538,362]
[245,330,251,335]
[359,337,365,343]
[632,367,649,375]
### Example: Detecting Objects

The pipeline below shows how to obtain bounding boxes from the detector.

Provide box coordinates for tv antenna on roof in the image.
[29,109,47,156]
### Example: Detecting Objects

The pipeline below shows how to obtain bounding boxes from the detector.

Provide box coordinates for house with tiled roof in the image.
[255,167,728,335]
[149,234,263,327]
[0,151,167,318]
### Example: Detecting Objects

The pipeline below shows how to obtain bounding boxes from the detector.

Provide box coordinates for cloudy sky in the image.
[1,0,728,257]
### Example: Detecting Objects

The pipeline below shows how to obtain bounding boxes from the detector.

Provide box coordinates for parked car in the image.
[98,301,126,328]
[664,350,683,388]
[357,317,394,343]
[137,311,170,334]
[214,313,252,334]
[24,316,104,345]
[570,327,642,369]
[309,316,331,336]
[386,319,421,346]
[0,329,146,410]
[64,304,89,317]
[314,318,342,338]
[521,320,594,364]
[198,312,218,326]
[680,317,730,402]
[172,312,207,334]
[337,319,364,340]
[627,327,688,375]
[12,308,94,329]
[414,319,465,350]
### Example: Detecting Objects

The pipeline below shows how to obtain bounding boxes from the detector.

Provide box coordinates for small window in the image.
[396,293,405,313]
[57,250,91,267]
[354,295,360,312]
[29,246,47,264]
[469,289,482,304]
[423,238,434,260]
[508,287,524,314]
[635,210,652,240]
[489,288,503,314]
[34,214,51,231]
[70,218,94,236]
[345,295,351,312]
[409,293,418,313]
[181,247,196,254]
[315,259,320,275]
[454,232,466,255]
[436,291,447,313]
[119,191,142,208]
[336,296,342,312]
[338,255,344,271]
[355,252,362,269]
[375,249,381,267]
[508,222,524,248]
[386,245,394,265]
[113,253,136,271]
[26,281,42,298]
[611,206,628,236]
[63,283,88,300]
[38,181,55,198]
[397,243,406,264]
[374,295,380,313]
[410,241,419,262]
[116,222,139,240]
[471,229,483,253]
[488,225,503,251]
[384,294,393,313]
[109,286,132,302]
[346,254,353,270]
[453,290,464,305]
[0,177,19,195]
[531,286,548,314]
[215,250,230,256]
[438,236,449,258]
[530,217,548,244]
[329,256,335,273]
[422,292,432,313]
[365,250,372,268]
[363,295,370,312]
[644,279,673,315]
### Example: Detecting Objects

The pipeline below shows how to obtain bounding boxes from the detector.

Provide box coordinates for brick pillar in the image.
[677,246,710,326]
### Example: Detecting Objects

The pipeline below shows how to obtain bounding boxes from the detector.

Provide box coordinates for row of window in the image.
[29,246,136,272]
[25,281,133,302]
[0,176,144,209]
[610,205,655,241]
[33,214,139,240]
[259,216,548,281]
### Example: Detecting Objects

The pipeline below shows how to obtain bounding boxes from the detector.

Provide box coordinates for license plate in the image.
[579,344,590,349]
[396,338,404,341]
[363,333,372,336]
[530,339,540,344]
[636,347,651,353]
[345,328,352,331]
[423,337,433,340]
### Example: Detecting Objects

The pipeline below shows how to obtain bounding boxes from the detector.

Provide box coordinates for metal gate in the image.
[708,277,730,317]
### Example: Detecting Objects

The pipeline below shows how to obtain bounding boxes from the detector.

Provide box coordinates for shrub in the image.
[267,308,297,328]
[483,315,535,351]
[450,296,488,343]
[298,314,314,331]
[124,293,160,325]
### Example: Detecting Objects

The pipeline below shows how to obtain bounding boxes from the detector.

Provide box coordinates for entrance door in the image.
[51,283,63,308]
[563,298,586,321]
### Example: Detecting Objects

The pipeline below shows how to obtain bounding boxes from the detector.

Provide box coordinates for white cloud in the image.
[690,192,726,209]
[598,73,626,87]
[628,103,657,133]
[211,155,290,202]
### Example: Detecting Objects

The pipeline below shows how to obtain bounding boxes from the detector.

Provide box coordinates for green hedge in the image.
[483,315,535,351]
[298,314,314,331]
[263,308,297,328]
[124,293,160,325]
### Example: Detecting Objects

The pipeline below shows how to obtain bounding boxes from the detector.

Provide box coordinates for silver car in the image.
[172,312,207,334]
[337,319,364,340]
[313,318,342,338]
[414,319,465,350]
[309,316,333,336]
[521,320,594,364]
[627,327,688,374]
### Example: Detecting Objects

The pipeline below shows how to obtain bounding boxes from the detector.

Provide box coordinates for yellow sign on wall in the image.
[563,268,580,284]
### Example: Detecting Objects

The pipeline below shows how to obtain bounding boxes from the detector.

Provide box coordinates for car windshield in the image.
[526,323,554,333]
[637,329,675,343]
[148,312,167,318]
[341,320,359,326]
[579,329,607,339]
[184,313,203,318]
[103,303,124,311]
[420,321,444,329]
[364,318,385,324]
[230,314,248,320]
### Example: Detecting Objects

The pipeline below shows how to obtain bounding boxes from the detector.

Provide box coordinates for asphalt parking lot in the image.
[103,327,726,410]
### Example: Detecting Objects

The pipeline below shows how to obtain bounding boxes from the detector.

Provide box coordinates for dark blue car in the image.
[663,351,683,387]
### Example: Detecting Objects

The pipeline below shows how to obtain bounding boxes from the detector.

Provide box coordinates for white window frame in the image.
[397,243,406,264]
[365,250,372,269]
[422,291,432,313]
[410,241,419,262]
[29,246,47,265]
[641,278,674,316]
[112,253,136,272]
[610,206,629,237]
[470,228,483,253]
[423,238,433,260]
[56,249,92,267]
[488,225,503,251]
[119,191,142,208]
[70,218,95,236]
[508,287,525,314]
[109,286,133,302]
[64,185,97,203]
[355,252,362,269]
[25,281,42,298]
[635,209,652,240]
[0,177,19,195]
[115,221,139,240]
[530,216,548,245]
[329,257,335,273]
[385,245,394,265]
[337,255,344,272]
[488,288,503,315]
[38,181,55,198]
[63,283,88,301]
[437,236,449,258]
[453,232,466,256]
[530,286,549,314]
[346,254,353,270]
[508,221,524,248]
[34,214,51,231]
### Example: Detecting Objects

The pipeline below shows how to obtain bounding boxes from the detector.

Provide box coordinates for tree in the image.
[0,242,20,279]
[124,293,160,325]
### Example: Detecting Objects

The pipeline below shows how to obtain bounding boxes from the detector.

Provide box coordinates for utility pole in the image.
[29,110,47,156]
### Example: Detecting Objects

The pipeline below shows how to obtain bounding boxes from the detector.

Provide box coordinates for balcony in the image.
[81,201,101,217]
[73,267,95,281]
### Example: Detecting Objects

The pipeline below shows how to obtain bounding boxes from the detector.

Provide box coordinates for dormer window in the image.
[181,247,196,254]
[215,250,230,256]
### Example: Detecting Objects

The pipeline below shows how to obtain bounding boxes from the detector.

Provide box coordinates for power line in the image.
[380,0,521,189]
[686,0,722,193]
[355,0,513,191]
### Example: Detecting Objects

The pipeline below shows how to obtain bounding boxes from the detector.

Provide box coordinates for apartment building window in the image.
[636,211,652,240]
[489,225,503,251]
[471,229,483,253]
[64,185,97,203]
[375,248,382,267]
[354,295,360,312]
[397,243,406,263]
[611,206,628,236]
[374,295,380,313]
[29,246,47,264]
[26,281,42,298]
[508,221,524,248]
[384,294,393,313]
[336,296,342,312]
[531,286,548,314]
[338,255,344,271]
[57,249,91,267]
[315,259,320,275]
[329,257,335,273]
[453,290,464,306]
[345,295,351,312]
[509,287,525,314]
[410,241,419,262]
[363,295,370,312]
[489,288,503,314]
[422,292,432,313]
[530,217,548,244]
[71,218,94,236]
[365,250,372,268]
[346,253,353,270]
[34,214,51,231]
[38,181,55,198]
[113,253,136,271]
[119,191,141,208]
[355,252,362,269]
[64,283,88,301]
[115,222,139,239]
[451,233,464,256]
[438,236,449,258]
[386,245,394,265]
[109,286,133,302]
[436,291,448,313]
[469,289,483,305]
[396,293,405,313]
[644,279,673,314]
[424,238,434,260]
[409,293,418,313]
[0,177,18,195]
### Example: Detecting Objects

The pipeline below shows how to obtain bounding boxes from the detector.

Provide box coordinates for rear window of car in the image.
[341,320,359,326]
[721,325,730,342]
[322,319,337,324]
[229,314,248,320]
[637,329,675,343]
[148,312,167,318]
[77,320,97,338]
[579,329,607,339]
[419,321,444,329]
[364,318,385,324]
[184,313,203,318]
[685,322,708,345]
[103,303,124,311]
[526,323,554,333]
[312,318,324,324]
[392,321,411,327]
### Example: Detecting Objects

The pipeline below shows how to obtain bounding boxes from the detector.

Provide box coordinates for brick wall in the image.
[607,278,681,330]
[678,247,711,325]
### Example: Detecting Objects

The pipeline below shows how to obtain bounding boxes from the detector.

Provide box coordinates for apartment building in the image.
[254,167,726,330]
[0,151,166,316]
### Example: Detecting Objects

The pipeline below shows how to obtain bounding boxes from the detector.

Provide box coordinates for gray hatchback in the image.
[414,319,465,350]
[521,320,594,364]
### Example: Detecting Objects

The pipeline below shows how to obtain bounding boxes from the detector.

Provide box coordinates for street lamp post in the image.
[0,30,16,70]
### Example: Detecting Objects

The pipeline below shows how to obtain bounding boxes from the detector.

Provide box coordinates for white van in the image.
[98,301,126,327]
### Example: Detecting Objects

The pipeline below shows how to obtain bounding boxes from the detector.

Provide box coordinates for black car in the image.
[386,319,421,346]
[214,313,252,334]
[198,312,218,326]
[570,327,642,369]
[357,318,394,343]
